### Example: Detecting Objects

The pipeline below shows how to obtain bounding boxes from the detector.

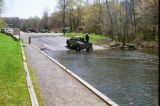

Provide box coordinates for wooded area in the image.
[1,0,159,47]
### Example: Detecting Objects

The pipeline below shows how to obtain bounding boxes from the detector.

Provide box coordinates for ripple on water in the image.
[44,49,158,106]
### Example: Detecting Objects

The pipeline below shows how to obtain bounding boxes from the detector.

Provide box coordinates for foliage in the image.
[53,0,158,45]
[139,41,158,48]
[21,17,40,28]
[0,17,6,28]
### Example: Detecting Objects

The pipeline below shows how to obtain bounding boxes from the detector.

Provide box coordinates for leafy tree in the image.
[0,17,6,28]
[0,0,6,28]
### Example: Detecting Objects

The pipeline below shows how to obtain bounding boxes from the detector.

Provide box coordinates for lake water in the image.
[44,49,158,106]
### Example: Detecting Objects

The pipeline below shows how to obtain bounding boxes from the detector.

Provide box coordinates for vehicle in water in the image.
[66,36,93,51]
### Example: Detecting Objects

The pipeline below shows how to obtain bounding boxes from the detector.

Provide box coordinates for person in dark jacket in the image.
[85,33,89,43]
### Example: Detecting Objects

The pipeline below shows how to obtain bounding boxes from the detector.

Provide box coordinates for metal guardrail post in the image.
[19,34,20,41]
[29,37,31,44]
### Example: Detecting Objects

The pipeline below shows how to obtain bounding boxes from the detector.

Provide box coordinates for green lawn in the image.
[0,33,31,105]
[65,32,109,44]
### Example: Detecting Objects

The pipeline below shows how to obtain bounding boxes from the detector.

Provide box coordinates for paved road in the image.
[21,32,109,106]
[32,36,69,51]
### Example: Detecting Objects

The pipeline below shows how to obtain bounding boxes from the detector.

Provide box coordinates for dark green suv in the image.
[66,36,93,51]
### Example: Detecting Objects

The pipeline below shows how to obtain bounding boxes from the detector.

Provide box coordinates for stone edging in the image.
[32,44,119,106]
[20,42,39,106]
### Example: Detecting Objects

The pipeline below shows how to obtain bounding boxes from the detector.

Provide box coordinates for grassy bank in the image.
[65,32,109,44]
[0,33,31,105]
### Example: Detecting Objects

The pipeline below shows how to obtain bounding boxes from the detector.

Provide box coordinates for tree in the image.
[0,17,6,28]
[20,17,40,29]
[105,0,114,41]
[13,0,158,45]
[40,10,49,28]
[0,0,3,14]
[58,0,73,35]
[4,17,21,28]
[0,0,5,28]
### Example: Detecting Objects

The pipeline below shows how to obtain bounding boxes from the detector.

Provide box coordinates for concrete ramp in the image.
[21,33,118,106]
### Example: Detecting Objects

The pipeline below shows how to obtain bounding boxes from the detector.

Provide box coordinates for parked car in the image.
[6,28,14,35]
[37,28,49,33]
[1,28,6,33]
[27,28,38,33]
[1,28,13,35]
[66,36,93,51]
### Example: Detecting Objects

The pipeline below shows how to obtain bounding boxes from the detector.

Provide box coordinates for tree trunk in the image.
[63,0,66,35]
[122,0,129,48]
[132,0,136,35]
[106,0,114,41]
[69,11,73,32]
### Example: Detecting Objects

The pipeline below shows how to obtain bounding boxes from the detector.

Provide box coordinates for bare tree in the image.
[131,0,137,34]
[58,0,72,35]
[51,0,159,45]
[0,0,3,14]
[105,0,114,41]
[40,10,49,28]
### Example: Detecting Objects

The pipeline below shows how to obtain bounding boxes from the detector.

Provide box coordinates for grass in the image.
[28,67,43,106]
[0,33,31,105]
[65,32,109,44]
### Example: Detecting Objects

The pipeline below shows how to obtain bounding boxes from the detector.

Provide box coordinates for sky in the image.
[1,0,58,19]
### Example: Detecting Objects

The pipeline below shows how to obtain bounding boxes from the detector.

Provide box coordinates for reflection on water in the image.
[138,48,159,56]
[44,49,158,106]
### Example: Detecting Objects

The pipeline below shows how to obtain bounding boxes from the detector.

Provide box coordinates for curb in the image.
[20,42,39,106]
[32,44,119,106]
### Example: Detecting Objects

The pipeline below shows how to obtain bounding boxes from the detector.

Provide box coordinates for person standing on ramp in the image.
[85,33,89,43]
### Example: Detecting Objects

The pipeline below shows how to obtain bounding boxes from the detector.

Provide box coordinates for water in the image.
[44,49,158,106]
[138,48,159,56]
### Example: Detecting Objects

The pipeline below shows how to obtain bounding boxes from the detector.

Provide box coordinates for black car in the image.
[66,36,93,51]
[27,28,38,33]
